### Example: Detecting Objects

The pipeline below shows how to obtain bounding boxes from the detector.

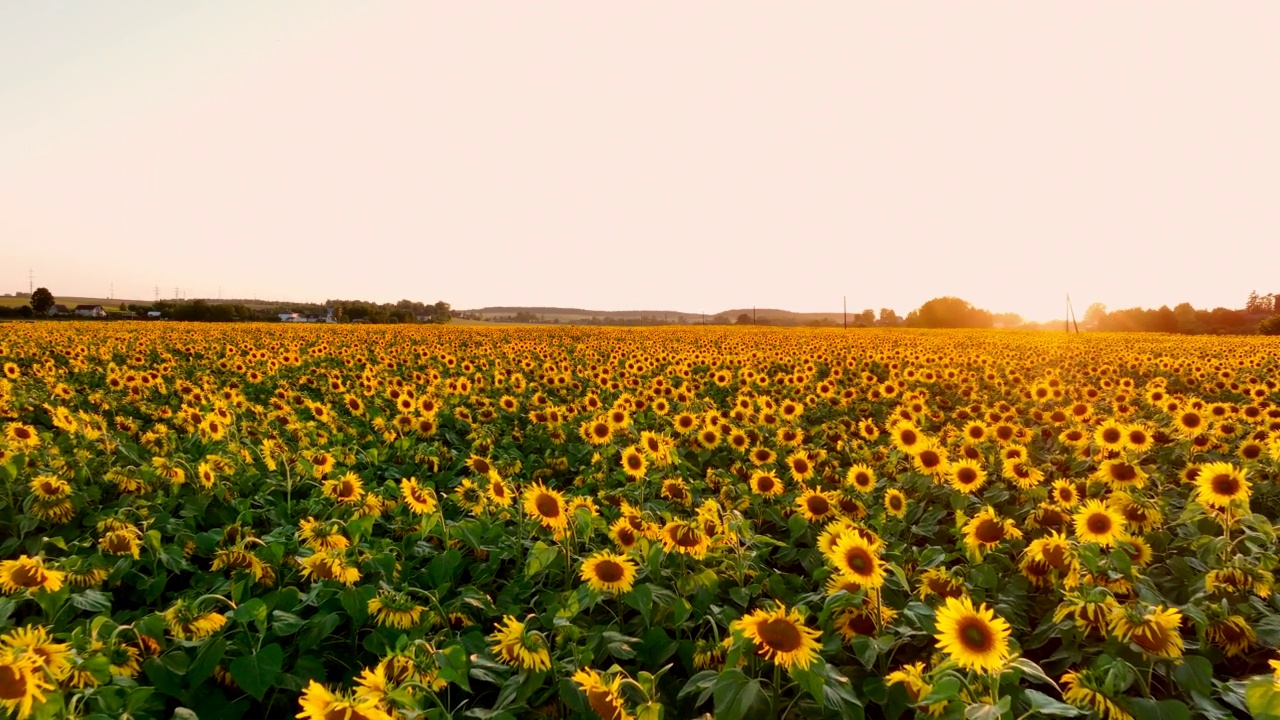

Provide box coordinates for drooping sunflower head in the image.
[962,507,1022,554]
[571,668,632,720]
[0,556,66,594]
[659,520,710,559]
[488,616,551,672]
[1108,604,1184,660]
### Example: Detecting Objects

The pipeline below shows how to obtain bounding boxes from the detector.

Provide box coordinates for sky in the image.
[2,3,1278,322]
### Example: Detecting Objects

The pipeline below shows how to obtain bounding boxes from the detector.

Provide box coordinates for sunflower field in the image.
[2,323,1280,720]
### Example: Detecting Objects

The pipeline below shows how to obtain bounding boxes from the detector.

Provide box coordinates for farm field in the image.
[1,323,1280,720]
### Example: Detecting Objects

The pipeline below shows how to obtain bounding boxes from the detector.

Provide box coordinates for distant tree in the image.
[1246,291,1269,314]
[1083,303,1107,331]
[908,297,994,328]
[30,287,54,314]
[993,312,1023,329]
[431,301,452,324]
[1153,305,1179,333]
[1172,303,1202,334]
[855,309,876,326]
[1260,315,1280,336]
[877,308,900,326]
[736,313,753,325]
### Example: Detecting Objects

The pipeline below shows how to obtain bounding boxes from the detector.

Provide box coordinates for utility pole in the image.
[28,269,34,294]
[843,296,847,330]
[753,306,756,325]
[154,285,160,302]
[1066,294,1079,333]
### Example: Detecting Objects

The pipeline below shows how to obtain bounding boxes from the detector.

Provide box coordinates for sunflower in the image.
[0,625,72,680]
[785,450,816,483]
[1206,614,1255,657]
[99,527,143,559]
[572,668,633,720]
[298,550,362,586]
[825,533,886,589]
[322,472,365,504]
[947,459,987,494]
[1073,500,1124,547]
[453,478,486,514]
[367,590,424,630]
[659,520,710,559]
[833,603,897,641]
[1050,479,1079,507]
[579,551,638,594]
[917,567,966,601]
[884,489,908,517]
[28,475,71,501]
[731,604,822,670]
[296,680,393,720]
[1026,531,1076,574]
[747,445,776,467]
[298,517,349,552]
[911,442,948,477]
[886,662,945,714]
[889,423,925,454]
[619,446,647,479]
[749,470,784,497]
[163,601,228,640]
[486,477,513,508]
[932,596,1012,674]
[845,463,876,493]
[1094,460,1147,490]
[1193,461,1250,508]
[0,556,65,594]
[1123,424,1154,453]
[796,488,837,523]
[1093,421,1126,452]
[1108,492,1162,533]
[608,518,640,552]
[961,420,989,444]
[1108,604,1183,659]
[399,477,439,515]
[489,616,552,672]
[210,549,273,585]
[4,423,39,448]
[0,653,52,720]
[1174,409,1205,436]
[1061,668,1133,720]
[962,507,1023,555]
[523,483,568,532]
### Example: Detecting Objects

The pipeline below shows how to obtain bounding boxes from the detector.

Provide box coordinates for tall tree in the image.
[1083,303,1108,331]
[30,287,54,314]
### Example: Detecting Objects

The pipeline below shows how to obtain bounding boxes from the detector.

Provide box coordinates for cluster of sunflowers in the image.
[1,323,1280,719]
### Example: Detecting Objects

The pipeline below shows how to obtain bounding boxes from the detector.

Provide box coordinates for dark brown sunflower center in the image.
[0,665,26,699]
[957,618,994,652]
[1101,428,1121,444]
[1132,626,1173,653]
[844,547,873,575]
[973,518,1005,544]
[9,564,43,587]
[757,476,775,492]
[534,494,561,519]
[674,526,703,548]
[806,495,829,515]
[1086,513,1112,535]
[1109,464,1137,482]
[919,451,941,469]
[793,459,810,474]
[105,535,133,553]
[899,430,918,446]
[756,618,804,652]
[593,560,625,584]
[1042,545,1067,568]
[587,688,626,720]
[1243,445,1261,459]
[1181,413,1201,428]
[1210,474,1240,496]
[14,427,31,440]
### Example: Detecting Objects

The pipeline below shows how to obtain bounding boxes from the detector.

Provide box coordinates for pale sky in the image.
[3,3,1278,322]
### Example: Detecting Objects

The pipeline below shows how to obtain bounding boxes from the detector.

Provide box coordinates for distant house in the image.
[147,311,163,318]
[47,304,70,317]
[74,305,106,318]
